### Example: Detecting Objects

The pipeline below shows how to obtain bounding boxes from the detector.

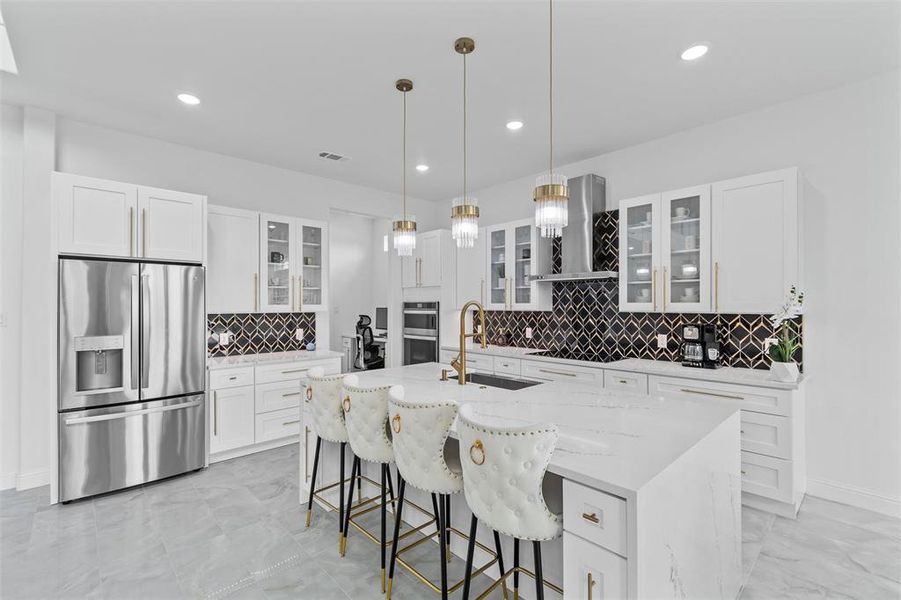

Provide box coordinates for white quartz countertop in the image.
[207,350,343,370]
[441,344,802,390]
[353,363,739,498]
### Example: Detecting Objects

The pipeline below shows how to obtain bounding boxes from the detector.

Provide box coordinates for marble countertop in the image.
[353,362,739,498]
[208,350,343,370]
[441,344,802,390]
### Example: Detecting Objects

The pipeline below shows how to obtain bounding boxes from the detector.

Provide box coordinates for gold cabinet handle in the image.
[212,390,218,437]
[582,512,600,524]
[282,419,300,426]
[714,261,720,312]
[587,572,596,600]
[651,267,657,309]
[741,470,747,475]
[480,279,485,305]
[282,392,301,398]
[679,387,744,401]
[617,379,629,385]
[253,273,258,311]
[662,266,668,311]
[538,368,576,377]
[391,414,401,433]
[299,274,304,312]
[281,369,307,375]
[141,208,147,256]
[470,439,485,465]
[342,395,351,413]
[129,207,134,256]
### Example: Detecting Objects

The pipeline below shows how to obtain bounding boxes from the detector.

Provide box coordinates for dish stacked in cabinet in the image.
[208,356,341,460]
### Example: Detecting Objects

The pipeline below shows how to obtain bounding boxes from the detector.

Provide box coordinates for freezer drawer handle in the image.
[64,400,203,425]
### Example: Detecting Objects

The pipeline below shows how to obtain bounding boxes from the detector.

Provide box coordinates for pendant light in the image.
[393,79,417,256]
[451,37,479,249]
[533,0,568,238]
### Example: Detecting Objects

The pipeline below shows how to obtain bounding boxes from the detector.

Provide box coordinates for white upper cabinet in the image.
[207,205,259,313]
[455,227,486,307]
[259,214,296,313]
[712,168,800,314]
[297,219,329,312]
[485,219,551,311]
[138,186,205,262]
[56,172,138,258]
[401,229,446,288]
[619,194,662,312]
[661,185,712,313]
[55,172,205,263]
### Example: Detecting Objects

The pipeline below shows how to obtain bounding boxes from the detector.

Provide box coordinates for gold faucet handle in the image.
[450,354,462,371]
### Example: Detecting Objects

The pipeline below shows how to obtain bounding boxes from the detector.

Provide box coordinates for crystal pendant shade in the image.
[534,172,569,238]
[451,197,479,248]
[392,215,417,257]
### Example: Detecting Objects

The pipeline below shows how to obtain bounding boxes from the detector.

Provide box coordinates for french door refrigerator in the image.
[58,258,206,502]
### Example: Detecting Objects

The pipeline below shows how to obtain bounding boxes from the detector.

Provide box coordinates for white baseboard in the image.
[1,472,17,490]
[16,468,49,491]
[807,477,901,518]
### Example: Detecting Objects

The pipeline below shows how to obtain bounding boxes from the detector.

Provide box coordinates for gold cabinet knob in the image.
[469,439,485,465]
[343,396,351,413]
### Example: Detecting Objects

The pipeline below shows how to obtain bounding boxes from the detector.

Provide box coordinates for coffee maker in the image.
[681,324,721,369]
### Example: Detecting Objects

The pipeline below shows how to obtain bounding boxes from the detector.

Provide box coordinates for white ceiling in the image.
[2,1,898,201]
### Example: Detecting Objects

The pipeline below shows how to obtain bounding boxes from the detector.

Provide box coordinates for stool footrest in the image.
[475,565,562,600]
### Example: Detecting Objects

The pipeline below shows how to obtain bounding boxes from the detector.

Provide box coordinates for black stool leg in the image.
[438,494,448,600]
[532,541,544,600]
[385,465,396,513]
[305,436,322,527]
[493,530,508,599]
[340,456,359,556]
[513,538,520,599]
[461,514,478,600]
[380,463,387,593]
[386,477,406,600]
[338,442,346,536]
[431,493,441,535]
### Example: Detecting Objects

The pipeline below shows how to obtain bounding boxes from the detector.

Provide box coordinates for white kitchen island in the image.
[300,362,742,599]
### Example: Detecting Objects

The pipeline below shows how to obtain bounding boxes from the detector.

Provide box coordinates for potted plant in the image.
[768,286,804,382]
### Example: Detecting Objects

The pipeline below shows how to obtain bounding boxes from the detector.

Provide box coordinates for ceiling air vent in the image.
[318,151,349,163]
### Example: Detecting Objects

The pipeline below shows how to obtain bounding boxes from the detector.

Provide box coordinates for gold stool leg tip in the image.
[386,578,393,600]
[380,568,386,593]
[305,510,312,528]
[339,535,346,557]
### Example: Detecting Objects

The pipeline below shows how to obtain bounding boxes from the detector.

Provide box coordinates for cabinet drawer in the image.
[522,360,602,383]
[741,412,791,459]
[465,353,494,373]
[648,376,792,416]
[255,359,337,384]
[563,480,627,557]
[255,380,303,414]
[209,367,255,390]
[255,406,302,443]
[563,532,628,600]
[603,370,648,394]
[741,451,792,502]
[493,357,522,376]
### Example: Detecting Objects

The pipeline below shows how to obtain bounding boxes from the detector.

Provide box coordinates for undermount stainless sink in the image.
[448,372,543,390]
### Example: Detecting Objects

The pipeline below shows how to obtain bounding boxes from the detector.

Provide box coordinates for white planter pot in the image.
[770,362,800,383]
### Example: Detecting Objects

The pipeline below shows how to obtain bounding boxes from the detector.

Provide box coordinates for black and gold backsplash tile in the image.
[483,209,802,371]
[207,313,316,357]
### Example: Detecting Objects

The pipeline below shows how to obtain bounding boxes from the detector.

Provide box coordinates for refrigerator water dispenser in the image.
[74,335,124,393]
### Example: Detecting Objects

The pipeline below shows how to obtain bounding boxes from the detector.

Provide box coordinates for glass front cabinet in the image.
[485,218,551,311]
[619,186,711,313]
[259,214,329,313]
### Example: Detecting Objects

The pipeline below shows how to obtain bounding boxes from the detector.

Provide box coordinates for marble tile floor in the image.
[0,444,898,599]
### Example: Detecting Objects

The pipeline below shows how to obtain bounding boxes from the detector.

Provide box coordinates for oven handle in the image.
[403,334,438,341]
[402,309,439,315]
[64,400,203,425]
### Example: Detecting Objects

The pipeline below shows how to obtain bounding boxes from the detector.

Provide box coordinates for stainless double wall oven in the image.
[58,258,206,502]
[402,301,439,365]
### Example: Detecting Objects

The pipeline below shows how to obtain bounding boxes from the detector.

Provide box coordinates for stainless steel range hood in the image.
[531,174,618,282]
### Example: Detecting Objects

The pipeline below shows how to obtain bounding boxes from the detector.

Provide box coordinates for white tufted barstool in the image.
[457,403,563,600]
[340,373,397,592]
[386,386,506,600]
[303,367,354,548]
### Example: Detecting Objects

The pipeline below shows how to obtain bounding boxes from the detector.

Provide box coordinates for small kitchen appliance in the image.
[680,323,721,369]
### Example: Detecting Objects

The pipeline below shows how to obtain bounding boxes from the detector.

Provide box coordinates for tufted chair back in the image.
[388,386,463,495]
[341,374,394,464]
[456,404,562,541]
[304,367,348,444]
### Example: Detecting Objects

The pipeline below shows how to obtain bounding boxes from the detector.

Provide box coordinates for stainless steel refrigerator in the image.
[58,258,206,502]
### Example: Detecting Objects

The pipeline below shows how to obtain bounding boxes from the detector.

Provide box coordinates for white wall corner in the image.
[0,471,17,491]
[806,477,901,519]
[15,468,49,491]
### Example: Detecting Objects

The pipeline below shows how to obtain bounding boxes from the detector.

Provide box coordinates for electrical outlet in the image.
[219,331,232,346]
[656,334,668,349]
[525,327,533,339]
[764,337,779,351]
[296,328,305,341]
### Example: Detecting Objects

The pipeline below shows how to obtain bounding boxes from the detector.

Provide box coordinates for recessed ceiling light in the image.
[506,120,524,131]
[416,164,429,172]
[680,45,708,61]
[177,93,200,105]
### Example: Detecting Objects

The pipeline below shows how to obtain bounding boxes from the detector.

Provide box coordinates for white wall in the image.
[328,211,375,351]
[468,71,901,514]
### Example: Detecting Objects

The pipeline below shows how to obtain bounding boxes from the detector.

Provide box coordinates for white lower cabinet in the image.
[255,380,304,413]
[602,370,648,395]
[209,386,255,454]
[256,406,302,443]
[741,451,793,503]
[521,359,603,383]
[563,532,628,600]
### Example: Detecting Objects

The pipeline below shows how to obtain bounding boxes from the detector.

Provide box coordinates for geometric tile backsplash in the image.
[207,312,316,357]
[480,209,802,371]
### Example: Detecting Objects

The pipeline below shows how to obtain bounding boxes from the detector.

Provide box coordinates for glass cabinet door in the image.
[488,228,507,308]
[299,223,324,310]
[512,224,532,306]
[662,186,711,312]
[261,216,294,312]
[619,196,659,311]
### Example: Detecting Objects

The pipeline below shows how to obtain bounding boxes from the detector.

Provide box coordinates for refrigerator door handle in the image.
[64,399,203,425]
[131,275,140,390]
[140,271,150,389]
